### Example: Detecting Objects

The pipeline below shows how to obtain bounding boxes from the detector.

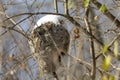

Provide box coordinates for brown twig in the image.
[108,32,120,48]
[1,15,32,39]
[54,0,58,13]
[11,15,32,29]
[84,8,96,80]
[1,26,31,40]
[64,0,69,15]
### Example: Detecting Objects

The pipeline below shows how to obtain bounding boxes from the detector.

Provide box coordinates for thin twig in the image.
[5,14,25,33]
[1,26,31,40]
[64,0,69,15]
[84,9,96,80]
[54,0,58,13]
[11,15,32,29]
[108,32,120,48]
[1,15,32,39]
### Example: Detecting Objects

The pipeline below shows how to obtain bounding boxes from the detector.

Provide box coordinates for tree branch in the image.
[64,0,69,15]
[54,0,58,13]
[85,8,96,80]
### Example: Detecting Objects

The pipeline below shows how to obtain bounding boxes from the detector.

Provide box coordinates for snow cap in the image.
[34,15,63,29]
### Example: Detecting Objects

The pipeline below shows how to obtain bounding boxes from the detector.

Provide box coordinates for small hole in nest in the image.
[61,52,65,55]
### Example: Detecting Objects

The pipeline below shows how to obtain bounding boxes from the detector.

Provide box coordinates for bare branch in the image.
[84,9,96,80]
[108,32,120,48]
[54,0,58,13]
[64,0,69,15]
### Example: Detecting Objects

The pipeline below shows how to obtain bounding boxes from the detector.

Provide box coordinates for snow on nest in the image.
[34,15,63,29]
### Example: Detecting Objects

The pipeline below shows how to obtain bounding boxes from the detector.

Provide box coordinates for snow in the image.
[34,15,63,29]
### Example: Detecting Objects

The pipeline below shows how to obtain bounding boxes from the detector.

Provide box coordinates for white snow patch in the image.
[34,15,63,29]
